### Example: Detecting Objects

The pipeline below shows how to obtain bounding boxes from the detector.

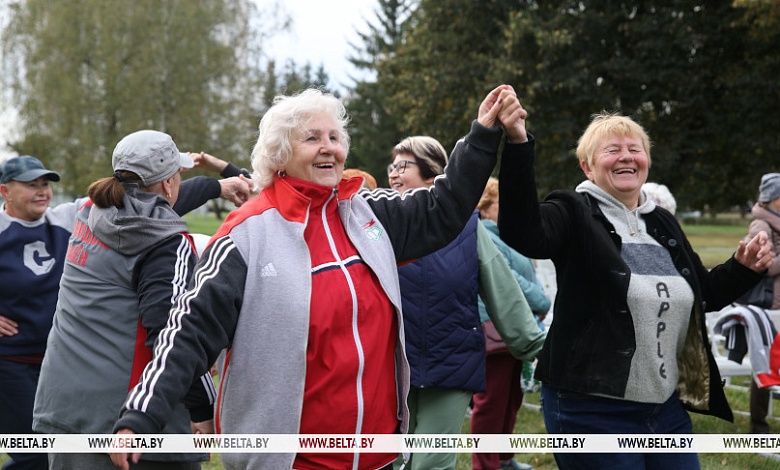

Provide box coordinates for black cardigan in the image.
[498,139,761,421]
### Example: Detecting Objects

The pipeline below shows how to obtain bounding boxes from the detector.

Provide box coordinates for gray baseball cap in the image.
[0,156,61,184]
[112,130,194,186]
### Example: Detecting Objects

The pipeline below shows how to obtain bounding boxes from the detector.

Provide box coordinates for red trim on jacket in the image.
[129,318,152,390]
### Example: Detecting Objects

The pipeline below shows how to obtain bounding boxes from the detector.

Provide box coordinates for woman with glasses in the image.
[388,136,545,470]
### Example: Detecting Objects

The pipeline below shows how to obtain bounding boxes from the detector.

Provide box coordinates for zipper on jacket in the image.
[321,189,365,470]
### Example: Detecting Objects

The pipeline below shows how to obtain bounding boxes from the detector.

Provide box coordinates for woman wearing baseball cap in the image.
[0,138,249,469]
[0,155,66,470]
[32,130,214,469]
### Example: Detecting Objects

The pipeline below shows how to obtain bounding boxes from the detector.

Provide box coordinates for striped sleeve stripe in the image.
[200,373,217,405]
[170,235,193,304]
[125,236,236,413]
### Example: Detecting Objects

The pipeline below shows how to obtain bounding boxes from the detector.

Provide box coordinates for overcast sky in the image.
[261,0,378,92]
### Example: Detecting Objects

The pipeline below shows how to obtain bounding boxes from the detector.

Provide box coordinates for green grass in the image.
[183,213,225,237]
[180,214,753,270]
[681,221,751,269]
[5,216,775,469]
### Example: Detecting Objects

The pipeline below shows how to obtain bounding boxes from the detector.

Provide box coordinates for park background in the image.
[1,0,779,216]
[2,0,779,468]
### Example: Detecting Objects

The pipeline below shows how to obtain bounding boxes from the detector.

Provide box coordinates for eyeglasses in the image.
[387,160,418,175]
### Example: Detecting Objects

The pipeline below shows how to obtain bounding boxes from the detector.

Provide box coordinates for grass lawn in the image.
[681,221,752,269]
[5,215,774,469]
[182,214,753,270]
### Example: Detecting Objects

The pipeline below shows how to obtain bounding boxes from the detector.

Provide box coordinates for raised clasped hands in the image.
[736,230,773,273]
[477,85,529,144]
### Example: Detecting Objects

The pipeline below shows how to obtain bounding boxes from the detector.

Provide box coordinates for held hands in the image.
[478,85,513,128]
[736,230,773,272]
[0,315,19,337]
[496,88,528,144]
[477,85,529,143]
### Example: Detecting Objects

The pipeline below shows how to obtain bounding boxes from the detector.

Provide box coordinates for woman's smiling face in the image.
[580,135,649,209]
[388,154,433,194]
[0,177,53,222]
[287,113,346,187]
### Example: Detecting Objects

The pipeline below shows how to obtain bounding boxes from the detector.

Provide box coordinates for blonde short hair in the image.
[576,111,652,169]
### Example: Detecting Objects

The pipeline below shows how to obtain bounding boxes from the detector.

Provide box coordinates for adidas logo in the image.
[260,263,278,277]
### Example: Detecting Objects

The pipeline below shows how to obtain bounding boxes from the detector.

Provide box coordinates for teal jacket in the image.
[475,221,546,360]
[478,219,551,320]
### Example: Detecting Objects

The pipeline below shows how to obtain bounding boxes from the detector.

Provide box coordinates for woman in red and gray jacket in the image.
[111,85,525,470]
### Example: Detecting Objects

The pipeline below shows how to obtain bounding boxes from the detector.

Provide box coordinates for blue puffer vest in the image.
[398,212,484,392]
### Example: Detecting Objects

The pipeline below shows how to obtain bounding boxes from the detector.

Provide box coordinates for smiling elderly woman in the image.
[496,101,772,470]
[110,86,521,470]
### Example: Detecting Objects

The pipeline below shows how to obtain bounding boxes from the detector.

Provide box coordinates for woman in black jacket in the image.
[495,88,772,470]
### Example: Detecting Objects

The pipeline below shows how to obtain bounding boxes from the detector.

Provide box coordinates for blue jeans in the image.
[540,384,700,470]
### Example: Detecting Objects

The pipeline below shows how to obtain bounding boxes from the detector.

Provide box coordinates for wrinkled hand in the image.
[0,315,18,337]
[191,419,215,435]
[189,152,228,174]
[496,88,529,144]
[110,429,142,470]
[219,175,252,207]
[478,85,514,128]
[735,230,772,272]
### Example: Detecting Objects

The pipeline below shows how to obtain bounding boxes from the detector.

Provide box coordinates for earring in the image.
[277,169,287,178]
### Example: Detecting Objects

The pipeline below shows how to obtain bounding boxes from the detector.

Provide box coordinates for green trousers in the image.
[394,387,473,470]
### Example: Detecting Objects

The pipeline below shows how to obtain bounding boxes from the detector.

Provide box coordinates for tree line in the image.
[346,0,780,214]
[0,0,334,195]
[2,0,779,215]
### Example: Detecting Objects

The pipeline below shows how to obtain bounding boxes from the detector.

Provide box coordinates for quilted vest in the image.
[398,212,484,391]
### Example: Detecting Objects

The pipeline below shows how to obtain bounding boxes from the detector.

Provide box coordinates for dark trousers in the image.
[49,454,201,470]
[0,359,48,470]
[470,353,525,470]
[541,385,700,470]
[750,380,772,433]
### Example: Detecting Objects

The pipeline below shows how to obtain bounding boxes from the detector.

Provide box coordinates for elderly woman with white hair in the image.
[110,85,521,470]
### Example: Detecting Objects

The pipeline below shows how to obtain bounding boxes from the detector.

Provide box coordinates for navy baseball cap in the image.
[0,156,61,184]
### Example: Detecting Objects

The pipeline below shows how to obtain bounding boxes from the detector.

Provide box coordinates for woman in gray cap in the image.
[0,146,248,469]
[30,130,237,469]
[744,172,780,434]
